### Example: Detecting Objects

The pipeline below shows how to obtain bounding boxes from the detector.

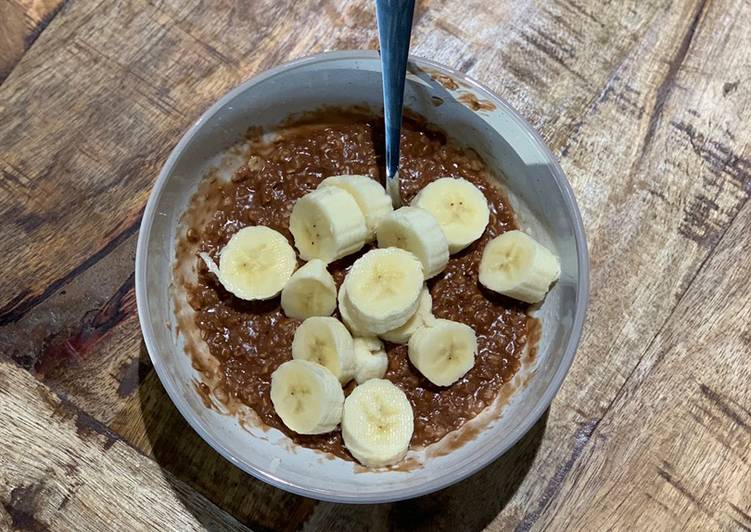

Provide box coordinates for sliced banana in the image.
[380,285,435,344]
[199,226,296,301]
[408,319,476,386]
[353,337,389,384]
[376,206,449,279]
[319,175,394,240]
[411,177,490,253]
[289,186,367,263]
[281,259,337,319]
[342,379,414,467]
[291,316,355,384]
[479,230,560,303]
[342,248,424,334]
[270,359,344,435]
[337,283,372,337]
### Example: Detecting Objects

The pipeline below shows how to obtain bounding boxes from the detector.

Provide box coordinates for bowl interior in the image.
[136,51,587,503]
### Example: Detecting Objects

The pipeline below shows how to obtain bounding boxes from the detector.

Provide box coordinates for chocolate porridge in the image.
[176,110,532,460]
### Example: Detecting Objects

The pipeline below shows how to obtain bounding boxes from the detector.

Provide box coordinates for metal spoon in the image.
[375,0,416,207]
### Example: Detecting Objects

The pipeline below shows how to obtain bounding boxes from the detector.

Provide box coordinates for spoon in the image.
[375,0,416,207]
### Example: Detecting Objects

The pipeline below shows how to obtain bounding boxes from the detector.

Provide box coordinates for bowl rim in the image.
[135,49,589,504]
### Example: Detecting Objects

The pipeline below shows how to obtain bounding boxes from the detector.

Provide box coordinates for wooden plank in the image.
[533,197,751,531]
[0,233,313,529]
[0,0,65,83]
[0,360,249,531]
[307,0,751,527]
[478,0,750,528]
[0,233,144,422]
[109,370,317,531]
[0,0,748,528]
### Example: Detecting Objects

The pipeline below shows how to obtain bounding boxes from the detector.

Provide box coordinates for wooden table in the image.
[1,0,749,530]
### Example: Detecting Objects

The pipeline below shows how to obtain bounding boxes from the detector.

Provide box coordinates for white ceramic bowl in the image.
[136,51,588,503]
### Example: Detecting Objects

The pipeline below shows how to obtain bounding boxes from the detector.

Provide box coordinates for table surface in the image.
[1,0,750,530]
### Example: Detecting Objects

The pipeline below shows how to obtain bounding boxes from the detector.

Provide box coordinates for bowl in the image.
[135,50,588,503]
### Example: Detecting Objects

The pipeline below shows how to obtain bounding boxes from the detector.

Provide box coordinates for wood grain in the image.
[110,368,317,531]
[0,0,749,529]
[0,0,65,83]
[538,197,751,530]
[0,360,249,531]
[0,233,143,421]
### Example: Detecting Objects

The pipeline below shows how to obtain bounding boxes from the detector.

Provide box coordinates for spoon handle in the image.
[376,0,416,206]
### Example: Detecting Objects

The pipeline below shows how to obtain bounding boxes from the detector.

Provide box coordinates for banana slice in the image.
[289,186,368,263]
[199,226,296,301]
[353,337,389,384]
[281,259,337,319]
[270,359,344,435]
[342,248,424,334]
[411,177,490,253]
[408,319,477,386]
[479,230,560,303]
[380,285,435,344]
[342,379,414,467]
[291,316,355,384]
[337,283,372,337]
[319,175,394,240]
[376,206,449,279]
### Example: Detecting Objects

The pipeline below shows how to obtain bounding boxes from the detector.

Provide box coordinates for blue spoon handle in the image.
[376,0,416,207]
